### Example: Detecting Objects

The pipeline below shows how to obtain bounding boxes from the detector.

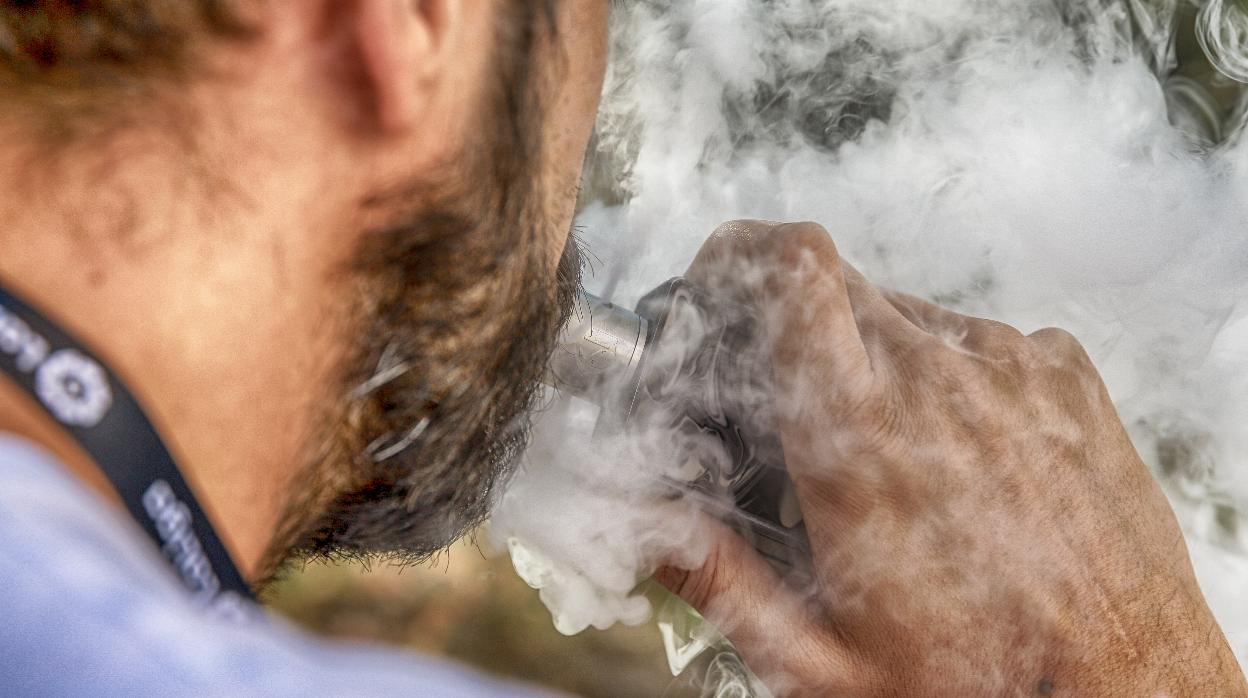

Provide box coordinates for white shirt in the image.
[0,433,549,697]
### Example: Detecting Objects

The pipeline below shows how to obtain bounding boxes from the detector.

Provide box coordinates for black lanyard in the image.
[0,281,254,610]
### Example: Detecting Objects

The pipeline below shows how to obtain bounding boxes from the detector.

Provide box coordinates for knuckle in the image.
[1028,326,1076,346]
[983,318,1025,342]
[708,219,774,245]
[773,221,837,258]
[695,220,785,279]
[769,223,842,288]
[855,393,907,451]
[980,319,1028,361]
[743,222,844,303]
[691,221,772,286]
[1028,327,1091,364]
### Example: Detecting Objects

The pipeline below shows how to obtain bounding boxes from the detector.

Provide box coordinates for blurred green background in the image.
[266,536,693,697]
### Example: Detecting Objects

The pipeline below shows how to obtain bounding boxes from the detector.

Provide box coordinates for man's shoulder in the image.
[0,433,545,697]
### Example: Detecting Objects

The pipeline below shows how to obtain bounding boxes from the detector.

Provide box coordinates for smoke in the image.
[492,0,1248,683]
[1198,0,1248,82]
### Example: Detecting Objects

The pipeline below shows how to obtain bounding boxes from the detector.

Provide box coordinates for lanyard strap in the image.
[0,281,254,606]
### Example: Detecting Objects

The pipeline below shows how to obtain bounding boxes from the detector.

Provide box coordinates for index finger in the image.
[685,221,875,406]
[684,222,885,568]
[686,222,944,576]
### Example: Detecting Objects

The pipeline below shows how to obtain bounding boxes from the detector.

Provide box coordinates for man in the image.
[0,1,1242,696]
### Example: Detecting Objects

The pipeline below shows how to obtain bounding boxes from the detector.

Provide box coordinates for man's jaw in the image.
[253,230,583,587]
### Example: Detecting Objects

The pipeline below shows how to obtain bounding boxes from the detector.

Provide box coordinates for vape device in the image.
[548,280,811,579]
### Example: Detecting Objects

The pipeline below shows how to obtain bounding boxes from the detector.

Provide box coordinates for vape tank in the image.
[547,280,811,580]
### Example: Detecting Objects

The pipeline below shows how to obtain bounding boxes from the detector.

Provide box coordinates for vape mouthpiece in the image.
[547,291,650,404]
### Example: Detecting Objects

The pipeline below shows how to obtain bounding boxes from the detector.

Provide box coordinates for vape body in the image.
[548,280,811,580]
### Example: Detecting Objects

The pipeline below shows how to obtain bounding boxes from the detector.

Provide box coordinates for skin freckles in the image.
[658,220,1247,696]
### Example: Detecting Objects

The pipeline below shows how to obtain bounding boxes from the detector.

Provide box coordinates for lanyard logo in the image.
[142,479,223,599]
[0,287,255,606]
[0,303,114,428]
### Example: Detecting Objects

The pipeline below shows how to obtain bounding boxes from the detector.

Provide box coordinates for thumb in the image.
[653,517,855,688]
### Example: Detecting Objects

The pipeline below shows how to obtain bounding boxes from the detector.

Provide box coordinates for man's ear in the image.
[343,0,459,134]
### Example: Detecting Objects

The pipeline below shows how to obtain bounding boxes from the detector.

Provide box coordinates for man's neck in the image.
[0,127,351,582]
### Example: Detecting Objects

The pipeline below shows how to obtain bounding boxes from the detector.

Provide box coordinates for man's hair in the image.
[0,0,254,140]
[0,1,253,90]
[0,1,557,137]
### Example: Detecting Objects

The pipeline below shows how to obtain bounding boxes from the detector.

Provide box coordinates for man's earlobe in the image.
[350,0,456,134]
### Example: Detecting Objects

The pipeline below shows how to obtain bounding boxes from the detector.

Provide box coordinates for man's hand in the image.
[656,221,1247,696]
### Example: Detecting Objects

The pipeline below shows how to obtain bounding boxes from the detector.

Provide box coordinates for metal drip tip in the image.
[546,290,650,403]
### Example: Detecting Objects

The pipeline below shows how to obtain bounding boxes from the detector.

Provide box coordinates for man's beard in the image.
[256,7,579,583]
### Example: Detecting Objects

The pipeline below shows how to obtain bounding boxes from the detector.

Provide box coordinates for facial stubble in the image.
[257,7,579,584]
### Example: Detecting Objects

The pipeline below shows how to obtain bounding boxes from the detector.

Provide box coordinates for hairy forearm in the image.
[1065,587,1246,696]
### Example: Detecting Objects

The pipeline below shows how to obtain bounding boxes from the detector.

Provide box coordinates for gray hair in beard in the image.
[271,231,582,573]
[256,2,579,583]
